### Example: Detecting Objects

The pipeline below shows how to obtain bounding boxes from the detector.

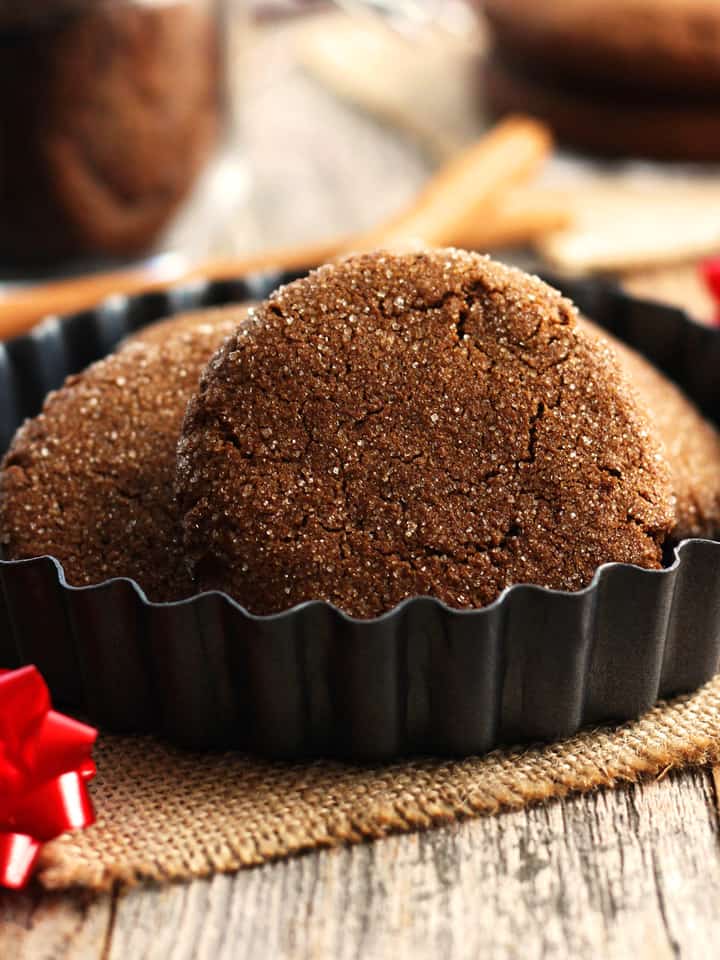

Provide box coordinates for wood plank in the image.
[87,767,720,960]
[0,887,113,960]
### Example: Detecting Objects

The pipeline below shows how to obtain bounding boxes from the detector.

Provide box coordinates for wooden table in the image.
[3,767,719,959]
[2,15,720,958]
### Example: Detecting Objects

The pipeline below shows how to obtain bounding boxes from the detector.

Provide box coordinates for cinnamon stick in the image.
[0,116,555,339]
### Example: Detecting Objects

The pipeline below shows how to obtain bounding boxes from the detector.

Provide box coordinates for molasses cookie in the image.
[581,318,720,540]
[0,1,219,265]
[483,0,720,98]
[483,55,720,162]
[177,250,675,618]
[0,306,249,601]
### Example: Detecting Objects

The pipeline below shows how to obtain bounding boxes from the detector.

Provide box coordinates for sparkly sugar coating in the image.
[0,306,251,601]
[580,317,720,541]
[177,249,675,618]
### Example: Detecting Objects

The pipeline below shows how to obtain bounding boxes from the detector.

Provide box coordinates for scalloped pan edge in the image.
[1,270,719,758]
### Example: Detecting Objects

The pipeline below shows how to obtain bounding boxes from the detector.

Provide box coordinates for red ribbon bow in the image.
[0,666,97,889]
[700,257,720,325]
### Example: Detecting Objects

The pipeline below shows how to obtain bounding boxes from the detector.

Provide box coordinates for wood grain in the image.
[1,769,719,959]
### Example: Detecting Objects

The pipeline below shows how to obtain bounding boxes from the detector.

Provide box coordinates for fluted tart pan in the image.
[1,270,719,758]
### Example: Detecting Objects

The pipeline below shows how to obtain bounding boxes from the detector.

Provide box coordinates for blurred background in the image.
[2,0,720,324]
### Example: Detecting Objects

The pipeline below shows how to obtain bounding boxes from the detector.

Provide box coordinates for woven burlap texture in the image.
[36,674,720,891]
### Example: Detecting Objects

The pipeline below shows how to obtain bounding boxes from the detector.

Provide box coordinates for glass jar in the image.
[0,0,237,269]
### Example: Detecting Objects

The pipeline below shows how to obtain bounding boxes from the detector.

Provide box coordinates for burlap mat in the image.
[34,673,720,891]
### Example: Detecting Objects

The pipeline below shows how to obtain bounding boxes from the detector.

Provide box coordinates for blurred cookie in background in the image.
[481,0,720,160]
[0,0,225,269]
[483,0,720,97]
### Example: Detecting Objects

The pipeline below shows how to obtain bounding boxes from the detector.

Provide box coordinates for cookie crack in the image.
[520,401,545,466]
[216,416,253,459]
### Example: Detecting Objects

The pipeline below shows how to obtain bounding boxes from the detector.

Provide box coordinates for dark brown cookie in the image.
[0,3,219,265]
[0,306,248,601]
[483,0,720,98]
[580,318,720,541]
[483,54,720,162]
[177,250,675,619]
